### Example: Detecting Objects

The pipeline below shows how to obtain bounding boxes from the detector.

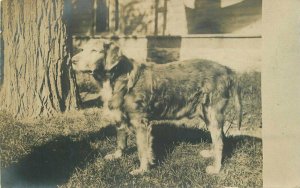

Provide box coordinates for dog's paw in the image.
[104,150,122,160]
[205,165,221,174]
[129,168,147,176]
[200,150,213,158]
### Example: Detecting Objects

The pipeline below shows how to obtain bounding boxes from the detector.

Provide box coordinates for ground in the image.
[0,71,262,187]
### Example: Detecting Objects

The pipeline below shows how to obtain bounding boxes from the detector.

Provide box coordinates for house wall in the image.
[117,0,155,35]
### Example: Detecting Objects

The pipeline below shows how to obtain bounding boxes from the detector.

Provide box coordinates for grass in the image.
[0,71,262,187]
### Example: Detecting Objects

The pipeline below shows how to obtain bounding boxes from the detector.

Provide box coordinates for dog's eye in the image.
[91,49,98,52]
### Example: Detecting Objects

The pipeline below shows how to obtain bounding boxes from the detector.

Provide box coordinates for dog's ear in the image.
[103,42,123,71]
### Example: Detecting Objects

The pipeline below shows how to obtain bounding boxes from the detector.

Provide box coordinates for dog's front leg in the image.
[129,119,154,175]
[104,123,128,160]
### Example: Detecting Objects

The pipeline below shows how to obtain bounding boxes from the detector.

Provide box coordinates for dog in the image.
[71,40,242,175]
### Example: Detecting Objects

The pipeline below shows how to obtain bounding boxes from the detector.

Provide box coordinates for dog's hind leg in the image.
[129,118,154,175]
[104,123,128,160]
[201,101,226,174]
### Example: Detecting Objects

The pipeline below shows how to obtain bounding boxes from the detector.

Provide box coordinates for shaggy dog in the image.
[71,40,242,175]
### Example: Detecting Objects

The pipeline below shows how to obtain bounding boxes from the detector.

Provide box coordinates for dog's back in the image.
[125,59,238,121]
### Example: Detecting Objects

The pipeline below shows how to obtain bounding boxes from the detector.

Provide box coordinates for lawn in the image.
[0,71,262,187]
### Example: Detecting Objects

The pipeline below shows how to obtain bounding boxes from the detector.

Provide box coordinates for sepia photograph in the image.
[0,0,298,187]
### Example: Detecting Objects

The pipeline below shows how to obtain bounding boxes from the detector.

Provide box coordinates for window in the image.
[71,0,119,35]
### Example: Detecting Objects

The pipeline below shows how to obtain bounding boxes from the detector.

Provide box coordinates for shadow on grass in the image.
[151,124,262,166]
[152,124,211,164]
[223,135,262,159]
[2,126,116,188]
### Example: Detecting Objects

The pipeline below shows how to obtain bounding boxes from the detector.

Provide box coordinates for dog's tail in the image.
[231,75,242,130]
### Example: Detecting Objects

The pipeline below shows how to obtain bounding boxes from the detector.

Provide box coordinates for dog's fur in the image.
[72,40,242,175]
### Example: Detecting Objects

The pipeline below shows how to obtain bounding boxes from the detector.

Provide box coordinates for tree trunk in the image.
[0,0,80,118]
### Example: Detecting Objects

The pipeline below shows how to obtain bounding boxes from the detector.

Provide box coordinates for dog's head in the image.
[72,40,106,74]
[72,40,132,82]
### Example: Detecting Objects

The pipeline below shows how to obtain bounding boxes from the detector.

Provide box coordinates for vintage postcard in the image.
[0,0,299,187]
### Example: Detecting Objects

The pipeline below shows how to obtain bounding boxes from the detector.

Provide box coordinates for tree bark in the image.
[0,0,80,118]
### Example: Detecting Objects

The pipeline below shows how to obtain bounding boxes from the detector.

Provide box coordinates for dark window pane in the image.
[71,0,94,35]
[96,0,109,33]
